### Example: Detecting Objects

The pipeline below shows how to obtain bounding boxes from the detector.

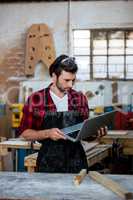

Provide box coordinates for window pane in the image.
[74,38,90,48]
[93,56,107,78]
[93,40,107,48]
[74,47,90,55]
[109,47,124,55]
[126,56,133,79]
[93,31,107,55]
[108,56,124,78]
[126,40,133,47]
[93,40,107,55]
[108,31,124,55]
[93,49,107,55]
[126,39,133,54]
[109,39,124,48]
[74,30,90,39]
[109,31,124,39]
[75,56,90,80]
[126,31,133,79]
[126,47,133,54]
[126,31,133,40]
[109,40,124,55]
[93,31,106,40]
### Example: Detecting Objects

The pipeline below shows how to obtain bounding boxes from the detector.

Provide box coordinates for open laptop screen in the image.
[61,110,117,142]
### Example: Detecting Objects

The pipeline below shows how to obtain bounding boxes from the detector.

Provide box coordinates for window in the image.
[73,29,133,80]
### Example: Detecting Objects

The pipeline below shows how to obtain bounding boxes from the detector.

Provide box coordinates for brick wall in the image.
[0,33,27,137]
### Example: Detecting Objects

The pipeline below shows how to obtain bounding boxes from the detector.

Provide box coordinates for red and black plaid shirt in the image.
[18,84,89,135]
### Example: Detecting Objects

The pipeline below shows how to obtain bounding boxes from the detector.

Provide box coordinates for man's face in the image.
[54,70,76,93]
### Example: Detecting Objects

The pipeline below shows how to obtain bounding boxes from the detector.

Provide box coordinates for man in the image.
[18,55,106,173]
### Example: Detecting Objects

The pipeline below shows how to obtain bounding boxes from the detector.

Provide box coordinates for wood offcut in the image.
[89,171,133,200]
[74,169,87,185]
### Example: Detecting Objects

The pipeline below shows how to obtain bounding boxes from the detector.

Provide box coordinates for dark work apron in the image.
[36,88,88,173]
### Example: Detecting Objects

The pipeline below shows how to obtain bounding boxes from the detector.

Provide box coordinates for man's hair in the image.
[49,54,78,77]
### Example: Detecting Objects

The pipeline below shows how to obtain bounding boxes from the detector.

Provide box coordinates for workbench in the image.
[24,144,110,172]
[100,130,133,156]
[0,172,132,200]
[0,140,40,171]
[0,140,41,154]
[0,139,110,172]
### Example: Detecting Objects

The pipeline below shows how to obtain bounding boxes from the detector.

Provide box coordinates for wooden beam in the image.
[89,171,133,200]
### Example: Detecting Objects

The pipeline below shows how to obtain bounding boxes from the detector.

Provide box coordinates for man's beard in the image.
[56,80,68,94]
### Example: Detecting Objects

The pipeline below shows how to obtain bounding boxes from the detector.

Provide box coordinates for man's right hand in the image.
[47,128,66,141]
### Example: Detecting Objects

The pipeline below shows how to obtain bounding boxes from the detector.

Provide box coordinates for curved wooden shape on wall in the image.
[25,24,56,76]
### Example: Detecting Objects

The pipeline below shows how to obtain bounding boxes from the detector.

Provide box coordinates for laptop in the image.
[61,110,117,142]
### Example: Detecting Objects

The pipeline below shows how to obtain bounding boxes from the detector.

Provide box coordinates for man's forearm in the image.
[20,129,49,141]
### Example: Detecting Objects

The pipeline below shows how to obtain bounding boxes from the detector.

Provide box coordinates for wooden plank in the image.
[0,137,6,142]
[0,146,8,156]
[0,140,41,150]
[73,169,87,185]
[81,141,99,152]
[0,137,8,156]
[86,146,110,167]
[124,140,133,147]
[101,131,133,139]
[108,131,128,135]
[123,147,133,155]
[24,152,37,172]
[89,171,133,200]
